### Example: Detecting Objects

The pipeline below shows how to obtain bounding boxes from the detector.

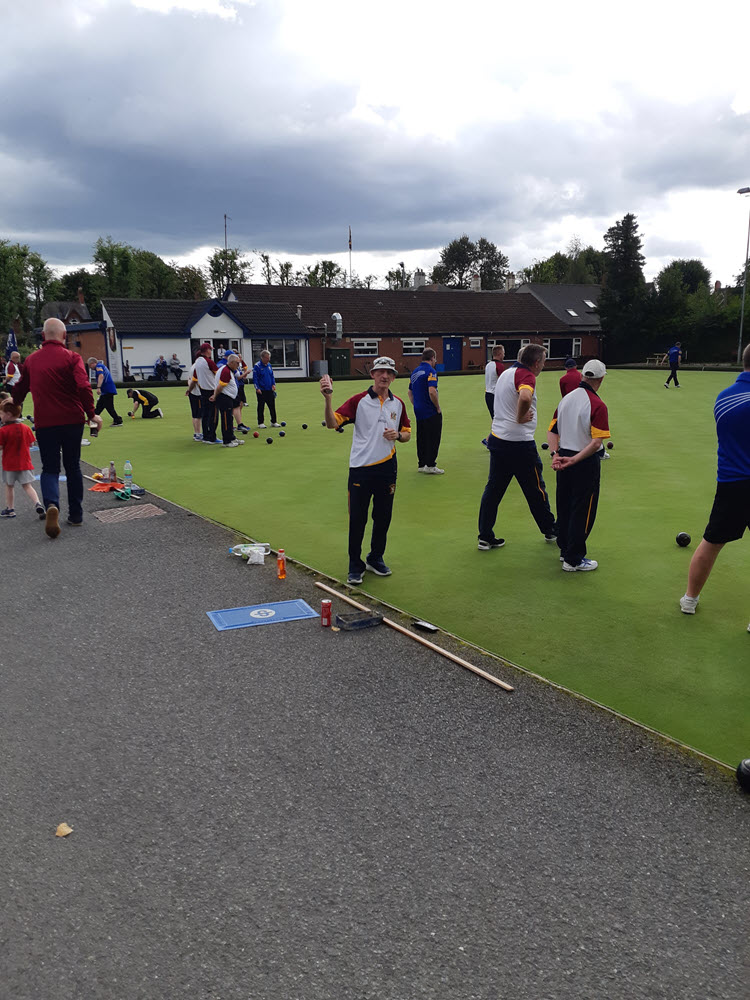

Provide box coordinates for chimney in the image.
[77,286,85,305]
[413,268,426,289]
[296,304,302,320]
[470,272,481,292]
[504,273,516,291]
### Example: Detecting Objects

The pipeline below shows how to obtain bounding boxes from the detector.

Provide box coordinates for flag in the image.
[348,226,352,251]
[5,328,17,360]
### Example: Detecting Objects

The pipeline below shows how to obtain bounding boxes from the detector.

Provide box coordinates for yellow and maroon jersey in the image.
[549,383,610,453]
[335,388,411,468]
[491,363,538,442]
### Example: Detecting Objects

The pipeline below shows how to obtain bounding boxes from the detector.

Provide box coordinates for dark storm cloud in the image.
[1,3,749,269]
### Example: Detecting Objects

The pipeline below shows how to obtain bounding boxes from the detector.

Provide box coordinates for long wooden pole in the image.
[315,582,514,693]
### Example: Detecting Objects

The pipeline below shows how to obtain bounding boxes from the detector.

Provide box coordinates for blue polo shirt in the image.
[714,371,750,482]
[409,362,439,419]
[668,345,681,366]
[95,363,117,395]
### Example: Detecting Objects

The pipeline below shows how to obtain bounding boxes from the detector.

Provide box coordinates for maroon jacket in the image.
[12,341,96,429]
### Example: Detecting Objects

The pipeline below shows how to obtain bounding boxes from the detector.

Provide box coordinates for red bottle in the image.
[277,549,286,580]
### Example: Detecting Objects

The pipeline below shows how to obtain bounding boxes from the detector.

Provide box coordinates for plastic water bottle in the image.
[228,542,270,558]
[277,549,286,580]
[123,460,133,490]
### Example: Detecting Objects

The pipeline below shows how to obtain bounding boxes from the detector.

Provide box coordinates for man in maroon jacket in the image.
[12,318,102,538]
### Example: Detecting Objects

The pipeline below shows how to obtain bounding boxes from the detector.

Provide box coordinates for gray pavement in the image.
[2,461,749,1000]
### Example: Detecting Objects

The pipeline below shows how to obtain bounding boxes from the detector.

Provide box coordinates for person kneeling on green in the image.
[126,388,163,419]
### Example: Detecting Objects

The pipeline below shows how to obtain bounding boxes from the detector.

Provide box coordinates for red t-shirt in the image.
[0,422,35,471]
[560,368,582,397]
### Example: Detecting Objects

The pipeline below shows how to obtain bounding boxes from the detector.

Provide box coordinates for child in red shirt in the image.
[0,400,45,519]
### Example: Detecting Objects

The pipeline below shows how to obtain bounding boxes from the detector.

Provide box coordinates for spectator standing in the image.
[13,318,102,537]
[4,352,22,387]
[88,357,122,426]
[209,354,245,448]
[547,360,610,572]
[679,344,750,626]
[0,400,45,519]
[559,357,582,397]
[253,350,280,428]
[477,343,556,550]
[662,342,682,388]
[189,342,219,443]
[484,346,505,416]
[126,388,163,419]
[321,358,411,585]
[408,347,444,474]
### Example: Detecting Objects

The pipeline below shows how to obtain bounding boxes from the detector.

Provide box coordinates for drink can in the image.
[320,599,332,627]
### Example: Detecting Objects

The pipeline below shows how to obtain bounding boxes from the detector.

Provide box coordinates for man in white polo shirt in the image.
[209,354,245,448]
[477,343,556,550]
[546,359,610,572]
[321,357,411,585]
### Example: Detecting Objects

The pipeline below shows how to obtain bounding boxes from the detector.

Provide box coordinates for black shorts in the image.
[189,394,203,418]
[704,479,750,544]
[236,383,247,404]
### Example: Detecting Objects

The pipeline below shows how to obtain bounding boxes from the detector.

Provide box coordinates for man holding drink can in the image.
[321,359,411,585]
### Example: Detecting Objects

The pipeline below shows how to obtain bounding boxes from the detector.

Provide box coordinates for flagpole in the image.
[348,225,352,286]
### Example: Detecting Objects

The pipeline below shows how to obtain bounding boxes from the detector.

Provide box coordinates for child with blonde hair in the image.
[0,400,45,519]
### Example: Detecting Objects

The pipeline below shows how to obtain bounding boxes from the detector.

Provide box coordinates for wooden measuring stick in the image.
[314,581,514,692]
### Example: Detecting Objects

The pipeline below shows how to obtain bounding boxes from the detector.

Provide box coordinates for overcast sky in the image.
[2,0,750,285]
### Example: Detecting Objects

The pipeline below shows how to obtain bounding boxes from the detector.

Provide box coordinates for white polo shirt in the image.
[549,383,610,453]
[214,365,238,400]
[485,359,504,393]
[491,364,538,442]
[194,355,217,392]
[334,387,411,468]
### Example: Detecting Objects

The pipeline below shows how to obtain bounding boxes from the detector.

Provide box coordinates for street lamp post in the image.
[738,187,750,365]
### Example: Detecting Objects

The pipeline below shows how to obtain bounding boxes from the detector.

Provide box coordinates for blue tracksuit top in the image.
[252,360,275,391]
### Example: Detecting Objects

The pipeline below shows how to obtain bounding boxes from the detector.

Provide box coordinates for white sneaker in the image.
[680,594,699,615]
[222,440,241,448]
[156,408,164,418]
[562,558,598,572]
[417,466,428,473]
[425,466,445,475]
[601,451,610,460]
[271,422,281,427]
[80,438,91,446]
[258,424,266,429]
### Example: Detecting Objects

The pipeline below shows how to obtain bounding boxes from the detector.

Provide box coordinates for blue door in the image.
[442,336,462,371]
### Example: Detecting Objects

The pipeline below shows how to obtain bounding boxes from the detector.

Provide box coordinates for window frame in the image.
[250,338,303,369]
[352,339,380,357]
[401,338,426,356]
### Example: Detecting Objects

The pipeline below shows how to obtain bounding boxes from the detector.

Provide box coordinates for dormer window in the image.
[566,308,578,317]
[583,299,596,308]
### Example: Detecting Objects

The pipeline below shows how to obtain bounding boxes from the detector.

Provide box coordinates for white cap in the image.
[371,356,397,373]
[581,359,606,379]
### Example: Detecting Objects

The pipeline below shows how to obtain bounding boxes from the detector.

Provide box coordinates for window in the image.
[583,299,596,309]
[542,339,551,355]
[566,308,578,317]
[573,338,581,356]
[402,339,426,356]
[469,338,482,348]
[352,339,379,356]
[521,339,530,348]
[251,338,302,368]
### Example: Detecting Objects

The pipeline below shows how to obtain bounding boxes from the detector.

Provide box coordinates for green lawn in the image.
[85,372,749,765]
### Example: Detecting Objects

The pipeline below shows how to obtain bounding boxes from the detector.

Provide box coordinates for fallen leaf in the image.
[55,822,73,837]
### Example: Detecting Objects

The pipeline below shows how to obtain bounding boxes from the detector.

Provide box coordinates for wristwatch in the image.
[550,450,557,456]
[396,431,403,442]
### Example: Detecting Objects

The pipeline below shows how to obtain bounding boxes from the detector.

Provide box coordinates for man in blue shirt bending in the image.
[680,343,750,629]
[408,347,444,474]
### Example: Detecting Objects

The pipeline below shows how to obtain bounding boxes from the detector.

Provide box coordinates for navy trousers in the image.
[347,464,397,571]
[35,423,85,522]
[478,438,556,541]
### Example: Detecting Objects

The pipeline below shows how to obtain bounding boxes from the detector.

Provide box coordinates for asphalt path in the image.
[2,459,749,999]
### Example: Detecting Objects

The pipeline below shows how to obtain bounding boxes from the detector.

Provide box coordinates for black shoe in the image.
[35,503,45,519]
[66,518,83,526]
[347,570,364,585]
[477,537,505,550]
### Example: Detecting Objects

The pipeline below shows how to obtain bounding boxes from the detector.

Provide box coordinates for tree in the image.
[518,252,570,284]
[207,247,252,298]
[658,259,711,296]
[474,238,509,290]
[350,272,378,289]
[385,268,411,289]
[429,235,476,289]
[300,260,345,288]
[45,268,104,319]
[597,213,647,362]
[171,264,208,300]
[25,251,55,328]
[0,241,31,335]
[276,260,295,286]
[256,252,274,285]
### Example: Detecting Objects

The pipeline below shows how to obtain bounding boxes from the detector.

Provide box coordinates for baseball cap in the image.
[564,357,578,368]
[581,359,606,379]
[199,341,213,353]
[371,356,397,373]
